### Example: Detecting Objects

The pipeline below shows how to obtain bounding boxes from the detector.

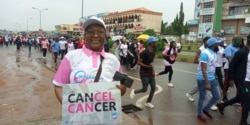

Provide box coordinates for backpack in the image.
[164,47,177,64]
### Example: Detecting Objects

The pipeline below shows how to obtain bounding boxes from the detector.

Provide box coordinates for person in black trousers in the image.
[217,38,250,125]
[130,36,158,108]
[127,38,138,70]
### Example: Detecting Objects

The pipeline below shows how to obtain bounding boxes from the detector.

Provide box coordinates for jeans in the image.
[60,49,66,60]
[53,52,58,63]
[28,45,32,53]
[134,76,156,103]
[197,79,221,115]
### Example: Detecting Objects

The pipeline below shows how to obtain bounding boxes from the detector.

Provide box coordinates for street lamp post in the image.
[32,7,48,30]
[82,0,84,18]
[26,18,33,32]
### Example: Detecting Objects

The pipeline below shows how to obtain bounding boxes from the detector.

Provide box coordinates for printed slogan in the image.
[62,81,122,125]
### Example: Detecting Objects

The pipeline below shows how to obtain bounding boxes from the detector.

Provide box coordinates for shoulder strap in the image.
[94,56,104,82]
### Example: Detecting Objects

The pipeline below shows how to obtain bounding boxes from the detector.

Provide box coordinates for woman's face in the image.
[84,24,106,51]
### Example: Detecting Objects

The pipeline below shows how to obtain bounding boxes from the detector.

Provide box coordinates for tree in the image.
[183,22,189,34]
[168,2,190,44]
[166,25,173,35]
[143,29,156,36]
[161,21,168,35]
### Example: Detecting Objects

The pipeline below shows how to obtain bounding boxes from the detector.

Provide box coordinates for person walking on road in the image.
[51,38,60,64]
[15,36,22,51]
[130,36,157,108]
[185,36,218,111]
[185,37,210,101]
[216,37,250,125]
[27,37,33,54]
[196,37,221,122]
[215,38,225,91]
[59,37,67,60]
[4,34,9,48]
[111,39,121,60]
[221,36,243,102]
[40,37,49,59]
[155,40,178,88]
[67,39,75,52]
[127,38,139,70]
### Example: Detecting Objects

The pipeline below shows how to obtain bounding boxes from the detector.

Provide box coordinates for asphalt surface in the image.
[0,45,246,125]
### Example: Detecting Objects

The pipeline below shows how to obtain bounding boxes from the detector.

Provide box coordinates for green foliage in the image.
[156,38,166,56]
[108,39,115,49]
[162,2,187,36]
[166,25,173,35]
[177,54,194,60]
[125,33,136,40]
[161,21,167,35]
[143,29,156,36]
[183,22,189,34]
[181,45,198,52]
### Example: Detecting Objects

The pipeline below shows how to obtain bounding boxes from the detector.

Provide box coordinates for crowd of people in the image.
[183,35,249,125]
[2,16,249,125]
[110,30,250,124]
[0,34,86,64]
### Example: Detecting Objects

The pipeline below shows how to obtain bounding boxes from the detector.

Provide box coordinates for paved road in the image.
[0,45,245,125]
[122,58,243,125]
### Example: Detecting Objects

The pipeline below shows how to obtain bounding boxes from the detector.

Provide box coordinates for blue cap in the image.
[147,36,158,44]
[217,38,224,43]
[206,37,220,47]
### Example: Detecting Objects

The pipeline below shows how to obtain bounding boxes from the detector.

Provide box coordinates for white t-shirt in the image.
[119,44,128,57]
[59,40,67,50]
[67,42,75,52]
[216,46,225,67]
[53,45,120,86]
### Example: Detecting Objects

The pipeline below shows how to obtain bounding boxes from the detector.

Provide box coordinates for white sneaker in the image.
[186,93,195,102]
[130,89,135,99]
[144,102,155,108]
[168,83,174,88]
[211,105,218,111]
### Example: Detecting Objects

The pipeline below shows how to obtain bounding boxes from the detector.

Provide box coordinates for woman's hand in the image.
[116,84,126,96]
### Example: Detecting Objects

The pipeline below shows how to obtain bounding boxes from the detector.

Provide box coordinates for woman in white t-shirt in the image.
[67,39,75,52]
[53,17,126,104]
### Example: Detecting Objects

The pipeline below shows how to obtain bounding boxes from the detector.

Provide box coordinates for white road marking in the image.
[128,67,195,107]
[128,76,163,107]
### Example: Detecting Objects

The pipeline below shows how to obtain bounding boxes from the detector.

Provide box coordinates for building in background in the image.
[187,0,250,42]
[55,8,162,38]
[55,24,81,38]
[102,7,162,36]
[221,0,250,41]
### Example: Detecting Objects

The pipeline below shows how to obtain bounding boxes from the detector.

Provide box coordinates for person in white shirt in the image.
[59,37,67,60]
[67,39,75,52]
[215,38,225,91]
[112,39,121,60]
[119,38,128,66]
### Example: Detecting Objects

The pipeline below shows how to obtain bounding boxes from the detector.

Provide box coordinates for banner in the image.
[62,81,122,125]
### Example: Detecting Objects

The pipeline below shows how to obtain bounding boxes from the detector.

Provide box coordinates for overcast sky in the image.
[0,0,195,31]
